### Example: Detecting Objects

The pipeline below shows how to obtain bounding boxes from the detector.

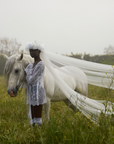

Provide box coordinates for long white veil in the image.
[40,50,114,123]
[24,42,114,123]
[43,51,114,89]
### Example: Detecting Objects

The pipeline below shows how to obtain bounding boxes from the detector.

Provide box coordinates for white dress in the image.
[25,61,47,106]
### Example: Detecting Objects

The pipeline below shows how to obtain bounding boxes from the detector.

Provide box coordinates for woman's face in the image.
[29,49,40,58]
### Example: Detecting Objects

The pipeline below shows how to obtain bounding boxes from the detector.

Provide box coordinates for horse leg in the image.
[44,97,51,121]
[63,99,79,113]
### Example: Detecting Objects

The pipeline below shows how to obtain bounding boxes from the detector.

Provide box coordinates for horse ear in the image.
[17,54,23,61]
[1,54,9,60]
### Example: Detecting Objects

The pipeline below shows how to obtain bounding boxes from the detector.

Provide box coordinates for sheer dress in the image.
[25,61,47,106]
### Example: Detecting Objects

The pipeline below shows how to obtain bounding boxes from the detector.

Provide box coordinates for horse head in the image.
[4,53,32,96]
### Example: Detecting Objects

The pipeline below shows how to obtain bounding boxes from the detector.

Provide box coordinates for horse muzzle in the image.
[7,86,18,97]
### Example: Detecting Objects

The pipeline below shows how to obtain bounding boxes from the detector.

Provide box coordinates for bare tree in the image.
[104,45,114,55]
[0,37,21,56]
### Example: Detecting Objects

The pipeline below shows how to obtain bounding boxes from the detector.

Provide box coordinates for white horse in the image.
[4,53,88,120]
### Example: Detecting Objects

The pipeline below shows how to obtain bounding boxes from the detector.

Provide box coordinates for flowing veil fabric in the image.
[43,51,114,89]
[40,50,114,123]
[25,42,114,123]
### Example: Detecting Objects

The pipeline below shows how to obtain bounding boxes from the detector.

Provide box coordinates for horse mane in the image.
[4,56,17,86]
[4,54,33,86]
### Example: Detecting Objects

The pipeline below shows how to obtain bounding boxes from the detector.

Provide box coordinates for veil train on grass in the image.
[40,49,114,123]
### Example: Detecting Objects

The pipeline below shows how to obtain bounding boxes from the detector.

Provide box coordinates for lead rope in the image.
[16,64,27,93]
[18,75,26,93]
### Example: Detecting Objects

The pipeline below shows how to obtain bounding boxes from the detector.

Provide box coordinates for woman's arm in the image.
[26,62,44,85]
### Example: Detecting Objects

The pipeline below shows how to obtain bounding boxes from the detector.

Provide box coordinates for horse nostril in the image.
[7,89,15,95]
[12,90,15,94]
[12,89,17,95]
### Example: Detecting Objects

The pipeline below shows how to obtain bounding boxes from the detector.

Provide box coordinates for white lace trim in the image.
[34,117,42,125]
[25,61,47,106]
[31,118,34,125]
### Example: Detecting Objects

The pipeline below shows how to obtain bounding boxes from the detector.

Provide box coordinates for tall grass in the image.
[0,76,114,144]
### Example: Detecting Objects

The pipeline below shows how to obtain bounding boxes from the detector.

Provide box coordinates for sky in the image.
[0,0,114,55]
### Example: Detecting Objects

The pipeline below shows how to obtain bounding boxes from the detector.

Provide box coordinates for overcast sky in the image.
[0,0,114,55]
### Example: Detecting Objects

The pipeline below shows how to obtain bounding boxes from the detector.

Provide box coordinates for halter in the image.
[16,75,26,93]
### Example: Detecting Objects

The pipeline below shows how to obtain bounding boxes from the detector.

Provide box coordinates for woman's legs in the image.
[31,105,43,126]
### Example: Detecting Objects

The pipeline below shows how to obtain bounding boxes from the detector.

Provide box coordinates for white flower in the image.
[26,41,45,52]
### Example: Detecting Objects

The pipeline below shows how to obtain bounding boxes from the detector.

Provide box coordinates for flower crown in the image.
[26,41,45,51]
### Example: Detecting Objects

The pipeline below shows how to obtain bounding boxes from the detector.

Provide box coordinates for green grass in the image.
[0,76,114,144]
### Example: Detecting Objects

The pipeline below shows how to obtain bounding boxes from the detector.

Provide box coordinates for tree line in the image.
[69,53,114,65]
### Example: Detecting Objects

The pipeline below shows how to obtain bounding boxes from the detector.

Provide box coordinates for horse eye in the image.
[15,69,19,74]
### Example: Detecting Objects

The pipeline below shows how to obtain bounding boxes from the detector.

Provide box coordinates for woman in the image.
[25,41,47,126]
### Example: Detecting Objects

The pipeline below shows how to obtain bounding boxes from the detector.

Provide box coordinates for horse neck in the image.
[22,55,34,68]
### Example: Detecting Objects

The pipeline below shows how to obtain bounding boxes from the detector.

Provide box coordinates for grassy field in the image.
[0,76,114,144]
